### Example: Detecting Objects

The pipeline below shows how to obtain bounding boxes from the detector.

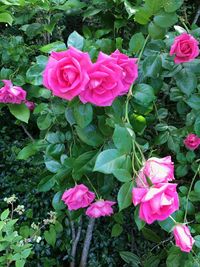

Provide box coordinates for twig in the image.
[193,5,200,25]
[21,124,34,141]
[79,218,95,267]
[70,217,82,267]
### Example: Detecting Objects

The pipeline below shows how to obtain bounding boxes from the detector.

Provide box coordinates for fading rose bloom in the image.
[62,184,95,211]
[184,133,200,150]
[86,200,116,218]
[25,100,35,111]
[170,33,199,64]
[132,183,179,224]
[0,80,26,104]
[43,46,92,101]
[173,224,195,253]
[79,52,124,106]
[136,156,175,187]
[110,50,138,94]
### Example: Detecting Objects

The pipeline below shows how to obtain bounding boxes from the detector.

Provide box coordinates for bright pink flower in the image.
[132,183,179,224]
[0,80,26,104]
[79,52,124,106]
[184,133,200,150]
[43,46,92,101]
[136,156,175,187]
[25,100,35,111]
[170,33,199,64]
[86,200,116,218]
[110,50,138,94]
[173,224,195,253]
[62,184,95,211]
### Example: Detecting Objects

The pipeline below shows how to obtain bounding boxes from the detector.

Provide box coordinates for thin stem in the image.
[179,16,190,32]
[137,34,150,65]
[169,215,177,224]
[134,141,145,164]
[85,175,100,199]
[184,166,200,222]
[21,124,34,141]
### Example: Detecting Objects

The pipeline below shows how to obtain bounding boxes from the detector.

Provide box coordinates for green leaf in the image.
[117,181,133,211]
[158,210,184,232]
[194,117,200,136]
[94,149,127,174]
[76,125,104,147]
[142,55,162,78]
[113,125,133,153]
[83,7,102,20]
[194,235,200,248]
[0,12,13,25]
[16,260,25,267]
[154,12,178,28]
[135,6,152,25]
[134,206,146,230]
[129,33,145,54]
[194,181,200,193]
[142,228,161,243]
[113,169,132,182]
[8,104,30,123]
[1,209,9,220]
[175,70,197,97]
[38,176,55,192]
[67,31,84,50]
[52,192,65,210]
[44,226,56,247]
[148,22,166,39]
[132,84,155,107]
[119,251,140,266]
[166,246,189,267]
[186,95,200,110]
[124,0,137,18]
[17,141,43,160]
[145,0,163,14]
[73,103,93,128]
[40,41,66,53]
[163,0,183,12]
[26,63,45,86]
[37,114,52,130]
[111,223,123,237]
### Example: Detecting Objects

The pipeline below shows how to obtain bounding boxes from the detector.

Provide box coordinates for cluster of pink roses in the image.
[132,156,195,252]
[184,133,200,150]
[0,80,35,110]
[43,47,138,106]
[61,184,115,218]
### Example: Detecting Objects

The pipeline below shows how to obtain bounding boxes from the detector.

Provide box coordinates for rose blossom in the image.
[79,52,124,106]
[43,46,92,101]
[132,183,179,224]
[62,184,95,211]
[25,100,35,111]
[86,200,116,218]
[184,133,200,150]
[0,80,26,104]
[136,156,175,187]
[170,33,199,64]
[110,50,138,94]
[173,224,195,253]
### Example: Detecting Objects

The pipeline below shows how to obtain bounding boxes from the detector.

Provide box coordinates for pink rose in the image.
[86,200,116,218]
[62,184,95,211]
[25,100,35,111]
[173,224,195,253]
[79,52,124,106]
[170,33,199,64]
[132,183,179,224]
[0,80,26,104]
[136,156,175,187]
[184,133,200,150]
[110,50,138,94]
[43,46,92,101]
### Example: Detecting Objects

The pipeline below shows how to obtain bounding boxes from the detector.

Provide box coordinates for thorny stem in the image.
[184,166,200,223]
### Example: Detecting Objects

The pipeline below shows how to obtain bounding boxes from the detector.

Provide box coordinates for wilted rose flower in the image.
[173,224,195,253]
[79,52,124,106]
[132,183,179,224]
[86,200,116,218]
[136,156,175,187]
[43,46,92,101]
[0,80,26,104]
[110,50,138,94]
[25,100,35,111]
[184,133,200,150]
[62,184,95,211]
[170,33,199,64]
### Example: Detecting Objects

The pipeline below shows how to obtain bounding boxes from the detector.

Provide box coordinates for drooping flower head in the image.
[86,200,116,218]
[0,80,26,104]
[173,224,195,253]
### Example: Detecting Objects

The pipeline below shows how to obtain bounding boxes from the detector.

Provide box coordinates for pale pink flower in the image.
[173,224,195,253]
[0,80,26,104]
[86,200,116,218]
[62,184,95,211]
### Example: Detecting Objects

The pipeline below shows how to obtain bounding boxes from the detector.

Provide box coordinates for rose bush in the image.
[1,0,200,266]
